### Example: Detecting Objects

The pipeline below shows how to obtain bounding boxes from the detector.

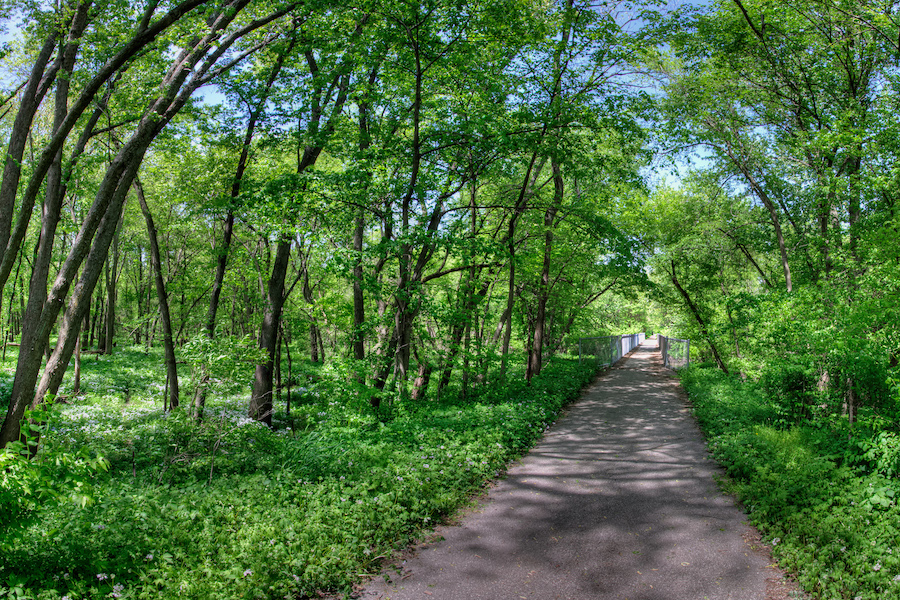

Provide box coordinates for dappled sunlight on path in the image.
[360,343,774,600]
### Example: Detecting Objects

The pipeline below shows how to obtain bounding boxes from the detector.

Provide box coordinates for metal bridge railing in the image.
[659,335,690,370]
[578,333,645,367]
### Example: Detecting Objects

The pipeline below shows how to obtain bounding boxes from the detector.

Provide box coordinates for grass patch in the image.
[0,351,596,599]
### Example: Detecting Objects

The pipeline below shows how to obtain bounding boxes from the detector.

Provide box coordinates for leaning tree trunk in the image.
[0,0,213,295]
[669,259,729,374]
[134,177,179,410]
[719,134,793,292]
[0,31,59,276]
[0,0,280,446]
[2,149,144,447]
[8,24,86,411]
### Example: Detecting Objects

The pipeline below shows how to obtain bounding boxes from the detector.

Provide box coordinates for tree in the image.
[0,0,298,447]
[248,9,369,424]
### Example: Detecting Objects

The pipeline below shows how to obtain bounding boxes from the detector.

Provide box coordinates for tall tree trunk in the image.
[4,154,141,446]
[246,18,361,421]
[205,42,291,338]
[134,177,179,410]
[351,211,366,362]
[500,155,547,377]
[299,242,321,363]
[383,16,462,397]
[133,249,143,345]
[206,208,235,338]
[8,28,81,407]
[461,316,472,398]
[104,213,123,354]
[0,31,60,275]
[89,294,100,349]
[0,255,20,362]
[248,237,292,426]
[461,184,478,398]
[0,9,91,443]
[393,27,424,399]
[28,147,153,421]
[144,260,152,346]
[349,60,381,366]
[527,160,561,381]
[500,229,518,377]
[72,336,81,396]
[276,326,283,403]
[283,322,293,416]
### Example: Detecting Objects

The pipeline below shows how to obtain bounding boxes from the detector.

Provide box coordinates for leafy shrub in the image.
[850,431,900,478]
[760,359,816,427]
[682,367,900,600]
[827,350,893,415]
[1,406,108,533]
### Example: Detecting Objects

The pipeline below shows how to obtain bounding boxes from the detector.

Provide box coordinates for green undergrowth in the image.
[682,366,900,600]
[0,355,597,600]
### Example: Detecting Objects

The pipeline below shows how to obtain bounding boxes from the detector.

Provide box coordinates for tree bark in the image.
[7,12,89,409]
[411,344,433,400]
[103,213,123,354]
[527,159,562,381]
[0,30,60,273]
[134,177,179,410]
[351,211,366,362]
[349,60,380,365]
[500,155,548,377]
[248,237,292,426]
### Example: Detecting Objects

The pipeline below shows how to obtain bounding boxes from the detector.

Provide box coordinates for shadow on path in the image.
[359,342,774,600]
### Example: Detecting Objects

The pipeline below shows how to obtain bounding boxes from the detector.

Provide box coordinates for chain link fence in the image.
[578,333,645,367]
[659,335,690,370]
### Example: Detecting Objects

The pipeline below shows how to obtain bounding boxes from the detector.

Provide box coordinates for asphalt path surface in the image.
[359,341,777,600]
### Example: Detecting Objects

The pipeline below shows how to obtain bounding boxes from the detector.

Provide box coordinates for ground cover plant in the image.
[682,365,900,600]
[0,348,598,599]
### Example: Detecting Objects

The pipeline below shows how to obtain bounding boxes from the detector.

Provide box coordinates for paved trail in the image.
[360,342,779,600]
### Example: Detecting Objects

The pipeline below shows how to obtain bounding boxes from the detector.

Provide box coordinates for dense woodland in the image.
[2,0,900,597]
[0,0,651,442]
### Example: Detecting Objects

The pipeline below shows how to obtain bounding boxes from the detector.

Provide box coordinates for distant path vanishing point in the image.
[359,341,793,600]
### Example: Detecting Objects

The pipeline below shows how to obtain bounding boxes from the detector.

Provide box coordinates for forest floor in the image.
[357,341,805,600]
